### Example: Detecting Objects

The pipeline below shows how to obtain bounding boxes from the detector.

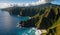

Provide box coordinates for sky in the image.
[0,0,38,3]
[0,0,60,8]
[0,0,60,4]
[51,0,60,5]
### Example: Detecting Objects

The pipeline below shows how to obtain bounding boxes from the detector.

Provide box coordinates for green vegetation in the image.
[2,3,60,35]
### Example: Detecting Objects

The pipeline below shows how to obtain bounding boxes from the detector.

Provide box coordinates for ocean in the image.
[0,10,36,35]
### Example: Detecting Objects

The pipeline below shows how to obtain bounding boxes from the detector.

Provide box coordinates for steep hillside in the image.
[18,3,60,35]
[1,3,60,16]
[1,3,60,35]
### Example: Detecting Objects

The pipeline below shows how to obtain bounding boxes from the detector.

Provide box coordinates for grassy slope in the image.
[41,15,60,35]
[57,24,60,35]
[56,17,60,35]
[33,5,60,35]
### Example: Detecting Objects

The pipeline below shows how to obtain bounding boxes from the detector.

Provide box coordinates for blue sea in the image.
[0,10,35,35]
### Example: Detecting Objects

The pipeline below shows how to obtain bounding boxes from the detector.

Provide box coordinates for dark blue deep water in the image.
[0,10,35,35]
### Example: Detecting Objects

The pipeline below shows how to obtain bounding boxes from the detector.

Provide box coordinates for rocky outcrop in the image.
[19,17,39,27]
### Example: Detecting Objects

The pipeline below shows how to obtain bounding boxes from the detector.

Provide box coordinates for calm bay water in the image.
[0,10,35,35]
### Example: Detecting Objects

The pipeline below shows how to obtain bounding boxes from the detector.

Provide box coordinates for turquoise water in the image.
[19,16,29,21]
[18,28,35,35]
[18,16,36,35]
[0,10,35,35]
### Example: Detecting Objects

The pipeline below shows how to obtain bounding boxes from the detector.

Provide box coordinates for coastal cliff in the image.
[1,3,60,35]
[2,3,60,16]
[1,3,60,29]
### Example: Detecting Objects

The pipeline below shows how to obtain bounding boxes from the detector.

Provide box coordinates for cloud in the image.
[0,0,54,8]
[24,0,54,6]
[44,0,54,2]
[0,3,10,8]
[31,0,54,6]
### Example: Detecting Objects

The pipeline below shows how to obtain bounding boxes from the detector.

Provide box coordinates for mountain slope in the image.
[1,3,60,16]
[1,3,60,35]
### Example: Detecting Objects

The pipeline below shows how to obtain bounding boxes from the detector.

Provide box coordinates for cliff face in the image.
[2,3,60,29]
[2,3,60,16]
[19,3,60,30]
[1,3,60,35]
[20,7,60,29]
